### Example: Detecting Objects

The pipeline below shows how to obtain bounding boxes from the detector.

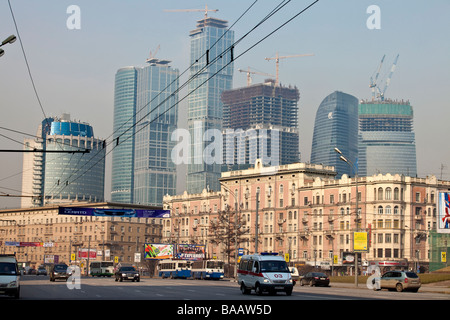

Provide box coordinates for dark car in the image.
[50,264,70,281]
[37,266,47,276]
[300,272,330,287]
[115,266,140,282]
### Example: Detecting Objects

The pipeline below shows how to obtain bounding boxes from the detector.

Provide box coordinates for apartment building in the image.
[0,202,163,271]
[163,160,450,273]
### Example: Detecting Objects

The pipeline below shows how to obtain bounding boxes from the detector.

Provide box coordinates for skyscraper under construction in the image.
[221,79,300,169]
[358,99,417,177]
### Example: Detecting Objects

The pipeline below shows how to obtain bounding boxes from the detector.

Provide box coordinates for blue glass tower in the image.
[310,91,359,178]
[133,59,179,206]
[22,114,105,207]
[358,100,417,177]
[186,16,234,194]
[111,59,179,206]
[111,67,137,203]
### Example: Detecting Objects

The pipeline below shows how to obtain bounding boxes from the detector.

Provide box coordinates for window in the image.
[385,188,392,200]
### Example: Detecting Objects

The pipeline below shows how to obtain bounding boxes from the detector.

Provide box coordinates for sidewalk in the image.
[331,281,450,294]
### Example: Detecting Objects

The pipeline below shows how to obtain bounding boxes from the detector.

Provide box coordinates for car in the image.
[289,267,300,285]
[376,270,421,292]
[115,266,140,282]
[0,254,20,299]
[300,272,330,287]
[50,263,70,281]
[37,266,47,276]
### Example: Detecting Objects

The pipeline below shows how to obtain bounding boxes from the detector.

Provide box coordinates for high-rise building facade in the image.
[358,99,417,177]
[111,66,137,203]
[21,114,105,207]
[221,79,300,169]
[111,59,179,206]
[186,17,234,194]
[133,59,179,206]
[310,91,359,178]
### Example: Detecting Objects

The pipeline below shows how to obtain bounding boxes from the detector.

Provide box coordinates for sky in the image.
[0,0,449,209]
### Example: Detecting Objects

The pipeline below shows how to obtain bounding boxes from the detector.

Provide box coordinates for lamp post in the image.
[334,148,360,287]
[0,35,16,57]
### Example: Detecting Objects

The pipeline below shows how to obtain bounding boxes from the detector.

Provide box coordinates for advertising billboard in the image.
[437,192,450,234]
[175,244,206,260]
[58,206,170,218]
[144,244,174,259]
[353,231,368,252]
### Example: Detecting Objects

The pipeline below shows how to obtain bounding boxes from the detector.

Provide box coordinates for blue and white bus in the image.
[191,259,224,280]
[158,259,192,279]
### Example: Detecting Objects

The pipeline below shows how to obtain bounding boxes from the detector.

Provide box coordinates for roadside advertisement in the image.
[437,192,450,234]
[58,206,170,218]
[78,248,97,259]
[144,243,174,259]
[175,244,206,260]
[353,231,368,252]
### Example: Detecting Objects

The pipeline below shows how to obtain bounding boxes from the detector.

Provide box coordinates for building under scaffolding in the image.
[221,79,300,170]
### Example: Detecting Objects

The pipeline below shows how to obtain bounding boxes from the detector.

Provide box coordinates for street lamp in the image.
[0,35,17,57]
[334,147,360,287]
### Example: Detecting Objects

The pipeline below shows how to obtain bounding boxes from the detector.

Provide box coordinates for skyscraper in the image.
[21,114,105,207]
[133,59,179,206]
[111,58,179,206]
[111,66,137,203]
[358,99,417,177]
[221,79,300,169]
[186,16,234,194]
[310,91,359,178]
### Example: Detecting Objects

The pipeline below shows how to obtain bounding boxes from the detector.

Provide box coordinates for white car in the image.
[0,254,20,299]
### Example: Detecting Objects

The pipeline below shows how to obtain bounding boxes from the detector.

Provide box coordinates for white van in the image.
[238,253,293,295]
[0,254,20,299]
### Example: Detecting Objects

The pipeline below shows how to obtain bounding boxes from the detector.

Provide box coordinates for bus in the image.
[191,259,224,280]
[158,259,192,279]
[89,261,114,277]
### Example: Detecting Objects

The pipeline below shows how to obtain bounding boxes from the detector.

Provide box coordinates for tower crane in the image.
[164,4,218,19]
[369,54,385,101]
[369,54,399,101]
[264,52,314,85]
[238,67,274,86]
[378,54,399,101]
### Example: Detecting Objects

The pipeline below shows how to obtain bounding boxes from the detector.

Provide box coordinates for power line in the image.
[51,0,319,198]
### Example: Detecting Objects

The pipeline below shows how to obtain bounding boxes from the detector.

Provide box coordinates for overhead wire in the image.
[51,0,319,198]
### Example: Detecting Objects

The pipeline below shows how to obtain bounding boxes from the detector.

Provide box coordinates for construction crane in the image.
[370,54,399,101]
[164,4,218,19]
[264,52,314,85]
[369,54,385,101]
[238,67,274,86]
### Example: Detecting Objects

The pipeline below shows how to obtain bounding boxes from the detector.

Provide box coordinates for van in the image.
[238,253,293,295]
[0,254,20,299]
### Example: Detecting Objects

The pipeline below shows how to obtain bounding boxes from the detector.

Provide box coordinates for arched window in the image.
[394,187,399,200]
[385,188,392,200]
[378,205,383,214]
[378,188,383,200]
[385,205,392,214]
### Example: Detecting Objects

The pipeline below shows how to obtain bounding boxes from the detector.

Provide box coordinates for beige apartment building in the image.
[163,160,450,274]
[0,202,163,272]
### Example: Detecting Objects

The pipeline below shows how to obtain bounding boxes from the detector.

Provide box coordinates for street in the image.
[10,274,449,301]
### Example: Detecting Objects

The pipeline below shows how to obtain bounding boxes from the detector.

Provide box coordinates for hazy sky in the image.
[1,0,449,209]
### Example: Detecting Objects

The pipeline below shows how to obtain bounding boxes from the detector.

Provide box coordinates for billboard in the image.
[175,244,206,260]
[437,192,450,234]
[144,244,174,260]
[58,206,170,218]
[353,232,369,252]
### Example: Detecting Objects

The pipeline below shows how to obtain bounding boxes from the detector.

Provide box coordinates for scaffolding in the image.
[429,231,450,272]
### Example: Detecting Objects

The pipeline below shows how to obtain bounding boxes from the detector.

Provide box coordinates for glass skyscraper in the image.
[358,99,417,177]
[111,59,179,206]
[310,91,359,178]
[111,67,137,203]
[21,114,105,207]
[186,17,234,194]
